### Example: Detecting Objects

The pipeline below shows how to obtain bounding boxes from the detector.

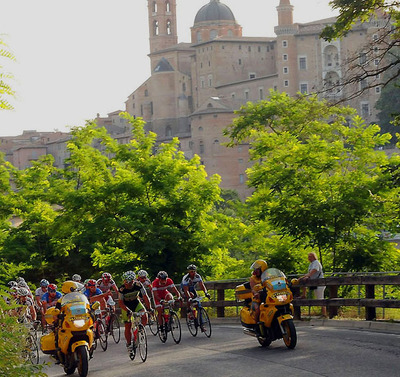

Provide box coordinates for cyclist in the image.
[118,271,151,351]
[71,274,85,292]
[181,264,211,309]
[35,279,49,327]
[16,277,34,300]
[83,279,110,311]
[41,284,62,314]
[152,271,182,329]
[96,272,118,309]
[16,287,37,322]
[137,270,154,311]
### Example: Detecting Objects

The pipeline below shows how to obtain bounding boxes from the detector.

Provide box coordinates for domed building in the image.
[191,0,242,43]
[123,0,386,199]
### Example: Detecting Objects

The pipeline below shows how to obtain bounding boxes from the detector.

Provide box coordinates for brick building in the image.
[126,0,386,199]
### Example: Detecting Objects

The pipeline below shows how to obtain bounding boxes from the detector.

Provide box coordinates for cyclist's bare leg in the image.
[124,322,132,346]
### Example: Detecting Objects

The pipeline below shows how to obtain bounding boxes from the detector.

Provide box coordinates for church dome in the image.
[194,0,236,24]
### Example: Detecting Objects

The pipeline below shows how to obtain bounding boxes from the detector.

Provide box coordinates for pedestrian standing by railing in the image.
[299,252,327,317]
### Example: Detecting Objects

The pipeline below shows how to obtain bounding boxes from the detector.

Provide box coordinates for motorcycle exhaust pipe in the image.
[243,328,257,338]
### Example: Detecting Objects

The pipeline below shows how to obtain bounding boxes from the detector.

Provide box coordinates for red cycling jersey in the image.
[152,277,175,303]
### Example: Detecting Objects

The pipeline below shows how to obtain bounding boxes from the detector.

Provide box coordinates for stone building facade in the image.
[125,0,387,199]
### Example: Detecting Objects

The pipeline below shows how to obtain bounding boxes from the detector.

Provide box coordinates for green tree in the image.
[224,91,399,271]
[50,114,222,280]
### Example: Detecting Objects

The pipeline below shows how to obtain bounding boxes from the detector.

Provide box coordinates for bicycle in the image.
[157,299,181,344]
[91,308,108,353]
[147,308,158,336]
[127,310,147,362]
[186,296,212,338]
[104,304,120,344]
[18,308,39,364]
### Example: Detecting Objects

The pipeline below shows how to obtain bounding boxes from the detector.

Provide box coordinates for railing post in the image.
[328,285,338,319]
[365,284,376,321]
[217,286,225,318]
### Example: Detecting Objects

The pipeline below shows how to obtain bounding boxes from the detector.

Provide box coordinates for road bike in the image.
[127,311,147,362]
[18,307,40,364]
[104,304,120,343]
[147,308,158,336]
[91,308,108,353]
[186,296,212,338]
[157,299,181,344]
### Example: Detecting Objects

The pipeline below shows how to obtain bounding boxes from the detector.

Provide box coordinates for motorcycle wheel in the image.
[63,353,76,375]
[282,319,297,349]
[76,345,89,377]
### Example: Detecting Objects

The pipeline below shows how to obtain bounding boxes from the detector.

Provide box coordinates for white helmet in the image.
[137,270,148,278]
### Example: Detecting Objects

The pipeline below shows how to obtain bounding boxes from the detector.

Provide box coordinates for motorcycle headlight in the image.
[276,294,288,302]
[73,319,86,328]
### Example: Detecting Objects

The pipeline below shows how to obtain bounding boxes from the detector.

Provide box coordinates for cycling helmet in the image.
[137,270,148,278]
[157,271,168,280]
[122,271,136,282]
[47,284,57,291]
[40,279,49,287]
[17,287,30,296]
[16,277,25,284]
[7,280,17,288]
[83,278,90,287]
[101,272,112,280]
[87,279,97,287]
[17,281,29,288]
[71,274,81,282]
[62,281,78,294]
[250,259,268,273]
[187,264,197,271]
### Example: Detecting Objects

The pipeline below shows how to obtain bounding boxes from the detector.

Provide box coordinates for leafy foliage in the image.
[0,37,15,110]
[224,91,400,272]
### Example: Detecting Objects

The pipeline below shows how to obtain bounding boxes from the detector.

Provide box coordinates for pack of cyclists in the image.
[3,264,211,351]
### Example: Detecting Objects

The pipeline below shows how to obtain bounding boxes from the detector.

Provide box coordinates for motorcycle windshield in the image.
[61,292,89,315]
[261,268,287,290]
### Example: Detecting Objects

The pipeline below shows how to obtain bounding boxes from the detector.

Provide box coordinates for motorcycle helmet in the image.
[157,271,168,280]
[250,259,268,273]
[137,270,148,278]
[122,271,136,282]
[62,280,78,294]
[40,279,49,287]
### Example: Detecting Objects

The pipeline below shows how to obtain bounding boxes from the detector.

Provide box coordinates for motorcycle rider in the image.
[249,259,268,324]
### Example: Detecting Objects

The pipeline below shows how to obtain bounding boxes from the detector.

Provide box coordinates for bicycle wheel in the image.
[148,311,158,336]
[169,311,181,344]
[157,315,167,343]
[138,324,147,362]
[23,333,39,364]
[186,309,198,337]
[129,325,137,361]
[97,320,108,351]
[110,314,121,344]
[200,307,212,338]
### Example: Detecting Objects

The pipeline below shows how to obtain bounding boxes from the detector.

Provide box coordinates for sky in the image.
[0,0,337,137]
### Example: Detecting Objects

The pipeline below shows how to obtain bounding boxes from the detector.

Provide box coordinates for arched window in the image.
[197,31,202,43]
[153,20,159,36]
[210,29,218,40]
[166,20,172,35]
[166,125,172,137]
[323,45,339,68]
[166,1,171,13]
[227,30,233,37]
[152,1,157,13]
[198,126,203,132]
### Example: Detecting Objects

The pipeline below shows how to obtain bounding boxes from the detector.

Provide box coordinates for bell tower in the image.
[148,0,178,54]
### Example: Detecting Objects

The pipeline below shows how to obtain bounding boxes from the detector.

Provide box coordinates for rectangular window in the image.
[259,88,264,100]
[359,52,367,65]
[238,59,242,65]
[299,56,307,70]
[244,90,249,100]
[282,40,288,47]
[283,67,289,74]
[249,73,256,79]
[284,80,289,87]
[300,83,308,94]
[239,174,245,184]
[208,75,213,87]
[360,78,368,90]
[283,54,288,61]
[375,86,381,94]
[361,102,370,118]
[231,93,235,99]
[374,58,379,66]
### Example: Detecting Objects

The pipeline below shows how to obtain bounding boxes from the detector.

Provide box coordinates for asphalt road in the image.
[41,321,400,377]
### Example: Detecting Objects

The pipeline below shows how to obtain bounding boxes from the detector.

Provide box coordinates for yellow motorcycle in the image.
[40,291,99,377]
[235,267,297,349]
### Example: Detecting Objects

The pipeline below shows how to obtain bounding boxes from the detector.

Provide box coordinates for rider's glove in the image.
[205,292,211,299]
